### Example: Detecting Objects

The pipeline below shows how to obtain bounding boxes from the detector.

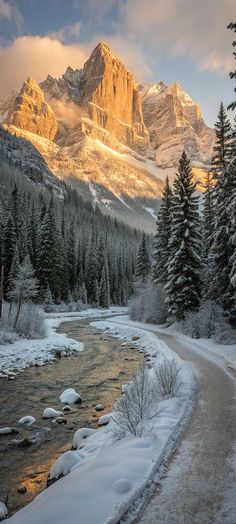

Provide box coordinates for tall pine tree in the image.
[136,233,151,284]
[153,176,172,285]
[165,152,202,320]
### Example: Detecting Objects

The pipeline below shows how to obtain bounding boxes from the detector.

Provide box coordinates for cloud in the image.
[50,22,81,43]
[0,33,151,99]
[0,36,89,98]
[122,0,235,73]
[0,0,23,31]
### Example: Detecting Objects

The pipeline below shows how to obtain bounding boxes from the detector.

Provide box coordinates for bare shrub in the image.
[180,301,234,343]
[154,357,182,398]
[112,363,158,439]
[2,302,46,339]
[129,284,167,324]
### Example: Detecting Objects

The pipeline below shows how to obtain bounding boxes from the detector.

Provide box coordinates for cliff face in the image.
[40,43,149,154]
[2,42,216,230]
[6,77,58,141]
[139,82,214,172]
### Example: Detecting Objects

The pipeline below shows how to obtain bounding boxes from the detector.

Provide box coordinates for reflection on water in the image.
[0,318,142,516]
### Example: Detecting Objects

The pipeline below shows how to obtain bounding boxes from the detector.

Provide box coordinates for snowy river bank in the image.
[5,315,194,524]
[0,315,142,517]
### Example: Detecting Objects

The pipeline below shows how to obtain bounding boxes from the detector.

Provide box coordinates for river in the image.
[0,317,142,517]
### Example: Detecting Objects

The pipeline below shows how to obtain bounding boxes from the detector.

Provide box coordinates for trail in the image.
[136,330,236,524]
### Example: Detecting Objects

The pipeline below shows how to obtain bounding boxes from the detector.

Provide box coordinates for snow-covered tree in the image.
[165,152,202,320]
[8,255,39,327]
[211,102,233,182]
[99,264,110,308]
[43,282,54,312]
[136,233,151,283]
[153,176,172,285]
[227,22,236,112]
[2,212,16,290]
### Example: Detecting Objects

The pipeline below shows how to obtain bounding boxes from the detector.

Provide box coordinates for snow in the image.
[72,428,97,449]
[0,307,127,378]
[18,416,36,426]
[98,413,112,426]
[143,206,157,220]
[0,427,18,435]
[59,388,81,405]
[8,315,194,524]
[49,451,81,480]
[112,479,132,494]
[42,408,63,419]
[0,502,8,520]
[95,404,104,411]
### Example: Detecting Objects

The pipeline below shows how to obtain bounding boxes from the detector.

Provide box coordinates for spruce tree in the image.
[153,176,172,284]
[37,198,65,301]
[136,233,151,284]
[99,266,109,308]
[211,103,232,183]
[165,152,202,320]
[227,22,236,112]
[2,212,16,292]
[43,282,54,312]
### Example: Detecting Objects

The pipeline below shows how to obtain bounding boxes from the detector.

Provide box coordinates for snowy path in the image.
[136,330,236,524]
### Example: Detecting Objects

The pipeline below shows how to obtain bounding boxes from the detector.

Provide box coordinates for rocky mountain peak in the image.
[6,77,58,141]
[139,80,214,173]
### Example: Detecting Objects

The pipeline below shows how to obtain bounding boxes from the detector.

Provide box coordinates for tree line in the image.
[0,161,145,310]
[134,22,236,330]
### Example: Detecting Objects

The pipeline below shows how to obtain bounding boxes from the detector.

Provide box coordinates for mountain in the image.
[139,82,214,184]
[6,76,58,141]
[1,42,215,231]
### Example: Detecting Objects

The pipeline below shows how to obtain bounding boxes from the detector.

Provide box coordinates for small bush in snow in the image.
[112,362,158,439]
[0,326,18,345]
[180,300,234,344]
[2,302,46,339]
[129,283,167,324]
[154,357,182,398]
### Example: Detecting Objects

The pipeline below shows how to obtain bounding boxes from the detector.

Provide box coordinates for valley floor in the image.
[2,314,236,523]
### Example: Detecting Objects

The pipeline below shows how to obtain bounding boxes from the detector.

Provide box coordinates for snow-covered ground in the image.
[7,315,194,524]
[0,307,127,379]
[112,316,236,373]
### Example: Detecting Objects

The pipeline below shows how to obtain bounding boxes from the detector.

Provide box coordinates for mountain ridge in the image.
[1,42,215,230]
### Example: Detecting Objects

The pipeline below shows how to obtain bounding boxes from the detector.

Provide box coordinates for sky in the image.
[0,0,235,126]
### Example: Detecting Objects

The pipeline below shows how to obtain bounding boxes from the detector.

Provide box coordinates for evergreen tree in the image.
[153,176,172,284]
[8,245,20,291]
[211,103,232,183]
[227,22,236,112]
[165,152,202,320]
[136,233,151,284]
[43,282,54,312]
[99,266,109,308]
[66,220,76,292]
[84,228,98,302]
[2,212,16,292]
[37,198,65,301]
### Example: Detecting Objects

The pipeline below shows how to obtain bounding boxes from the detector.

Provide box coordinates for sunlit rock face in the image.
[6,77,58,141]
[139,81,214,175]
[2,43,215,230]
[41,42,149,154]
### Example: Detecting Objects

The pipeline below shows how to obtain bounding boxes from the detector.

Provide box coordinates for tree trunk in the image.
[14,300,22,329]
[0,265,4,319]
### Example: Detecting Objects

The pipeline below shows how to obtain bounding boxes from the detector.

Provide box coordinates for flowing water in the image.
[0,318,142,517]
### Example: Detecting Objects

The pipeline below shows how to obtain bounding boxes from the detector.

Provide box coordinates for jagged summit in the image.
[25,76,41,89]
[6,77,58,140]
[2,42,215,230]
[139,81,213,174]
[84,41,123,67]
